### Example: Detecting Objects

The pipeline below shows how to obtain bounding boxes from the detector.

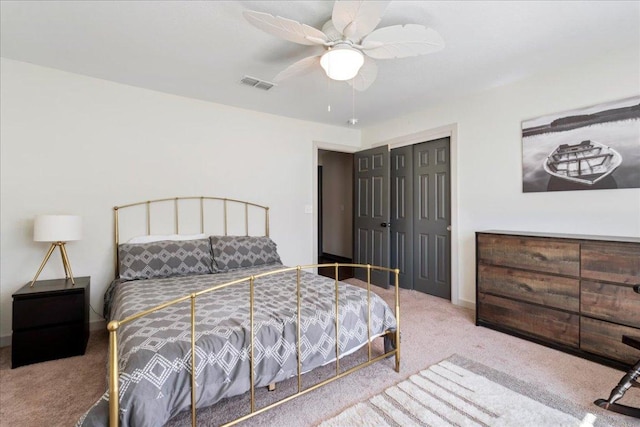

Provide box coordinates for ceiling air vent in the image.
[240,75,275,91]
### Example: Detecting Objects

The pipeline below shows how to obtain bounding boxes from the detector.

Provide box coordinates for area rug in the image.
[319,354,615,427]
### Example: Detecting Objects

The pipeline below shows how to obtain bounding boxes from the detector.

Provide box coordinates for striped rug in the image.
[319,355,605,427]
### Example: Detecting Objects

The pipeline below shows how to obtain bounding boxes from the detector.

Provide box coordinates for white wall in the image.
[0,58,361,341]
[361,47,640,306]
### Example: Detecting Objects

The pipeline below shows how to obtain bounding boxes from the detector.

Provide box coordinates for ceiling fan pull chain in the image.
[327,73,331,112]
[352,84,355,121]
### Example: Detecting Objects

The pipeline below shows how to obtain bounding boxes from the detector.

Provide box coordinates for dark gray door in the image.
[390,145,414,290]
[413,138,451,298]
[353,146,390,287]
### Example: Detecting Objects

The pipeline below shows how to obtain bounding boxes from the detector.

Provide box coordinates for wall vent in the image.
[240,75,275,91]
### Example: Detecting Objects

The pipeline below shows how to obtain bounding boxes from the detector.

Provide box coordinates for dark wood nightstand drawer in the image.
[13,292,84,329]
[12,323,87,368]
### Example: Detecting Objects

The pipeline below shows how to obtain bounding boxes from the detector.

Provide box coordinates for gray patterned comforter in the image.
[78,265,397,426]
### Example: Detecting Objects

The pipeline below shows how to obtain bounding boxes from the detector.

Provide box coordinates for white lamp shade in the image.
[34,215,82,242]
[320,46,364,81]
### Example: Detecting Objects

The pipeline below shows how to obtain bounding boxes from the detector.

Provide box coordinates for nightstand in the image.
[12,277,90,368]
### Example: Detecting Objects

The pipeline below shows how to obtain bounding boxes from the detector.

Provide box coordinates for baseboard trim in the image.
[0,319,107,348]
[90,319,107,332]
[0,335,10,348]
[456,298,475,310]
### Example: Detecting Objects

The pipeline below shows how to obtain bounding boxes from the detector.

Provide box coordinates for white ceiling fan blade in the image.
[348,56,378,91]
[361,24,444,59]
[273,55,321,82]
[243,10,329,46]
[332,1,390,42]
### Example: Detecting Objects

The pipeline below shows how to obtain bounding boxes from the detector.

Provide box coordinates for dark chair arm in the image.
[622,335,640,350]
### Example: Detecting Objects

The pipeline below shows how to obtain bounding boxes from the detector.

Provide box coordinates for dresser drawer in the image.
[478,293,579,347]
[478,264,579,312]
[581,281,640,328]
[13,292,84,330]
[581,243,640,285]
[580,317,640,366]
[477,234,579,276]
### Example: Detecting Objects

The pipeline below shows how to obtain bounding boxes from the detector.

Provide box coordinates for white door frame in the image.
[371,123,462,307]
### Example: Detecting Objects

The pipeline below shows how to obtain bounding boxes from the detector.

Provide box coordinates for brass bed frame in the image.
[107,196,400,427]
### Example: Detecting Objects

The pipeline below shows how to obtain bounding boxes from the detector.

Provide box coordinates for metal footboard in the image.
[107,263,400,427]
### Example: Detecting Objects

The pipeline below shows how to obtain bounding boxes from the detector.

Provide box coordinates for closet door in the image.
[390,145,414,289]
[413,138,451,299]
[353,146,390,287]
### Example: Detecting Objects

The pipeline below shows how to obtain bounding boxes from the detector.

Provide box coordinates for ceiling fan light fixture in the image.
[320,45,364,81]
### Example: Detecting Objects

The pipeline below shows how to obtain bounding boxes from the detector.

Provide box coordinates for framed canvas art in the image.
[522,96,640,192]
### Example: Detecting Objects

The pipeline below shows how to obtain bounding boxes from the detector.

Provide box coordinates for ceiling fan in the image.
[243,1,444,91]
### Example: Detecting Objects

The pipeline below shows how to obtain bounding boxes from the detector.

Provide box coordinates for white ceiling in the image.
[1,1,638,128]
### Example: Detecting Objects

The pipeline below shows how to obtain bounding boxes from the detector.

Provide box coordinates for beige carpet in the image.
[1,279,638,427]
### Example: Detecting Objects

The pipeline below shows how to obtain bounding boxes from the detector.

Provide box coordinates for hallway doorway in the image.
[317,149,354,280]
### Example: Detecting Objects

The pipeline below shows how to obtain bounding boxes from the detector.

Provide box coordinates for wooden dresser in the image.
[476,231,640,369]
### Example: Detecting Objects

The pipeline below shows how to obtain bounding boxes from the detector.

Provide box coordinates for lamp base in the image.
[30,242,75,287]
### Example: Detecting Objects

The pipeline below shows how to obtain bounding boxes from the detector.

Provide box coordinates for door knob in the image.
[381,222,391,228]
[447,225,452,231]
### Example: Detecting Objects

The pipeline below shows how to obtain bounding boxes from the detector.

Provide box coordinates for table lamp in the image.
[30,215,82,287]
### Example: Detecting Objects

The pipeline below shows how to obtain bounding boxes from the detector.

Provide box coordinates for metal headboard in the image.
[113,196,269,277]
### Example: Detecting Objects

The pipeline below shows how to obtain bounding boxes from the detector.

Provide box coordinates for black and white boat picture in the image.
[543,140,622,186]
[522,96,640,192]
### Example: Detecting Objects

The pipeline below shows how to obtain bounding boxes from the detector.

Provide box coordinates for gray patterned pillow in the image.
[118,238,213,280]
[210,236,282,272]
